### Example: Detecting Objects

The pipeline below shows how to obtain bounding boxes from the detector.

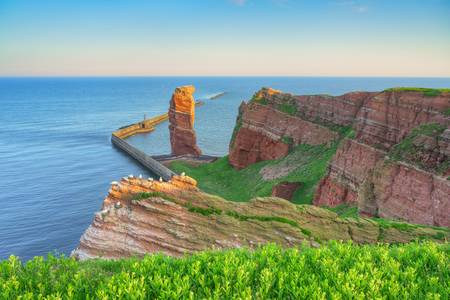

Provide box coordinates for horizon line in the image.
[1,75,450,79]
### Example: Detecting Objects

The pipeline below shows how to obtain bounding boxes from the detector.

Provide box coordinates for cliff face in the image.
[313,139,386,207]
[360,162,450,227]
[229,87,449,226]
[72,175,448,260]
[169,86,202,156]
[229,90,339,170]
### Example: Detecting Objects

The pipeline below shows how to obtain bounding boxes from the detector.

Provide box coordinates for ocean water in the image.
[1,76,449,261]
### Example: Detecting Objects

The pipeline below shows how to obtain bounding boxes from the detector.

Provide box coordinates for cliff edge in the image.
[72,175,448,260]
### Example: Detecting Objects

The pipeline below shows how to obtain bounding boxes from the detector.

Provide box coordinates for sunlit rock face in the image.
[229,87,449,227]
[72,175,448,260]
[169,85,202,156]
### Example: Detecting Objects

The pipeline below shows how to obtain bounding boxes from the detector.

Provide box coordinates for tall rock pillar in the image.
[169,85,202,156]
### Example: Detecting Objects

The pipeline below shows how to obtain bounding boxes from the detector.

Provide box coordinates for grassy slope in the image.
[384,87,450,97]
[389,123,448,175]
[2,242,448,299]
[171,141,342,204]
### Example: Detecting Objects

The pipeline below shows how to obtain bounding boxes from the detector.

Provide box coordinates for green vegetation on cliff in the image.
[388,123,448,174]
[171,143,337,204]
[172,128,354,204]
[384,87,450,97]
[1,242,448,299]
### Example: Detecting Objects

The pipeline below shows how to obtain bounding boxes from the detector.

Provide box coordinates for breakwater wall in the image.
[111,100,210,180]
[111,135,175,181]
[112,113,174,180]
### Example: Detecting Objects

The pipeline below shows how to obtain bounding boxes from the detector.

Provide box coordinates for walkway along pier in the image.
[111,113,175,181]
[111,98,215,181]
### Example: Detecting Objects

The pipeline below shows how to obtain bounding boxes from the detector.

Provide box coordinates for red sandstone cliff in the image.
[72,175,447,259]
[229,87,449,226]
[169,86,202,156]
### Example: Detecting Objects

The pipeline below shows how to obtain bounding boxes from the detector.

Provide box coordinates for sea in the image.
[1,76,449,261]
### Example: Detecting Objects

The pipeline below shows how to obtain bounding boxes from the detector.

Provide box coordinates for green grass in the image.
[1,242,448,299]
[250,94,269,105]
[132,192,176,202]
[281,135,294,145]
[384,87,450,97]
[277,103,297,115]
[326,204,359,218]
[225,211,301,229]
[186,203,222,216]
[444,108,450,116]
[171,141,341,204]
[388,123,447,174]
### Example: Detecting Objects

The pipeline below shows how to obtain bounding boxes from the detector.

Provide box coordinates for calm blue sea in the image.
[1,76,449,260]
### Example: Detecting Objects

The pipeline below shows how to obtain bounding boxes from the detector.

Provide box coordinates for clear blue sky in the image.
[1,0,449,76]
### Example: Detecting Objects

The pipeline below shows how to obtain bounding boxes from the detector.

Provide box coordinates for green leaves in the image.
[0,242,448,299]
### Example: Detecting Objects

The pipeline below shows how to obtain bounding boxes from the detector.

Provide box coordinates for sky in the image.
[0,0,449,77]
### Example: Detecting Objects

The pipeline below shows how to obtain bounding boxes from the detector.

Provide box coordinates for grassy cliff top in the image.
[384,87,450,96]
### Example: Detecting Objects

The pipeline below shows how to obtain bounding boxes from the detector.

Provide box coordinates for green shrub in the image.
[1,242,448,299]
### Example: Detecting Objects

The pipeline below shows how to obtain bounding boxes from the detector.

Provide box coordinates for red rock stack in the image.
[169,86,202,156]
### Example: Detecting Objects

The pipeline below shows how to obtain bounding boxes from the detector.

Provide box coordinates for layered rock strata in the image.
[73,175,448,260]
[359,161,450,227]
[230,88,448,169]
[169,86,202,156]
[229,87,449,226]
[314,139,386,207]
[229,101,338,170]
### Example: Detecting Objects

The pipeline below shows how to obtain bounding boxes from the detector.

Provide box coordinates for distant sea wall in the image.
[113,114,168,139]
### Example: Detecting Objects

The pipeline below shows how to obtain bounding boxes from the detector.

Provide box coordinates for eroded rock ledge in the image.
[72,175,448,260]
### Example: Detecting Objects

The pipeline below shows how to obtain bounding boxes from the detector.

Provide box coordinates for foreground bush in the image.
[1,242,448,299]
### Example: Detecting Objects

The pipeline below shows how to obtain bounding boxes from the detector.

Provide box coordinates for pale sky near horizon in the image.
[1,0,449,77]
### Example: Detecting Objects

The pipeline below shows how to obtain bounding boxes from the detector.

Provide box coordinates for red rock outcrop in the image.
[169,86,202,156]
[271,182,302,201]
[361,162,450,227]
[314,139,386,207]
[72,175,448,260]
[354,91,449,150]
[229,87,449,226]
[230,88,449,170]
[229,101,339,170]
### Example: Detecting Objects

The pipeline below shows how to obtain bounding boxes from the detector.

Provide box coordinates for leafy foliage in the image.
[1,242,448,299]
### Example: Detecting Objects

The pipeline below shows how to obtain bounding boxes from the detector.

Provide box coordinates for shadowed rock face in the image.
[169,86,202,156]
[271,181,302,201]
[72,175,448,260]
